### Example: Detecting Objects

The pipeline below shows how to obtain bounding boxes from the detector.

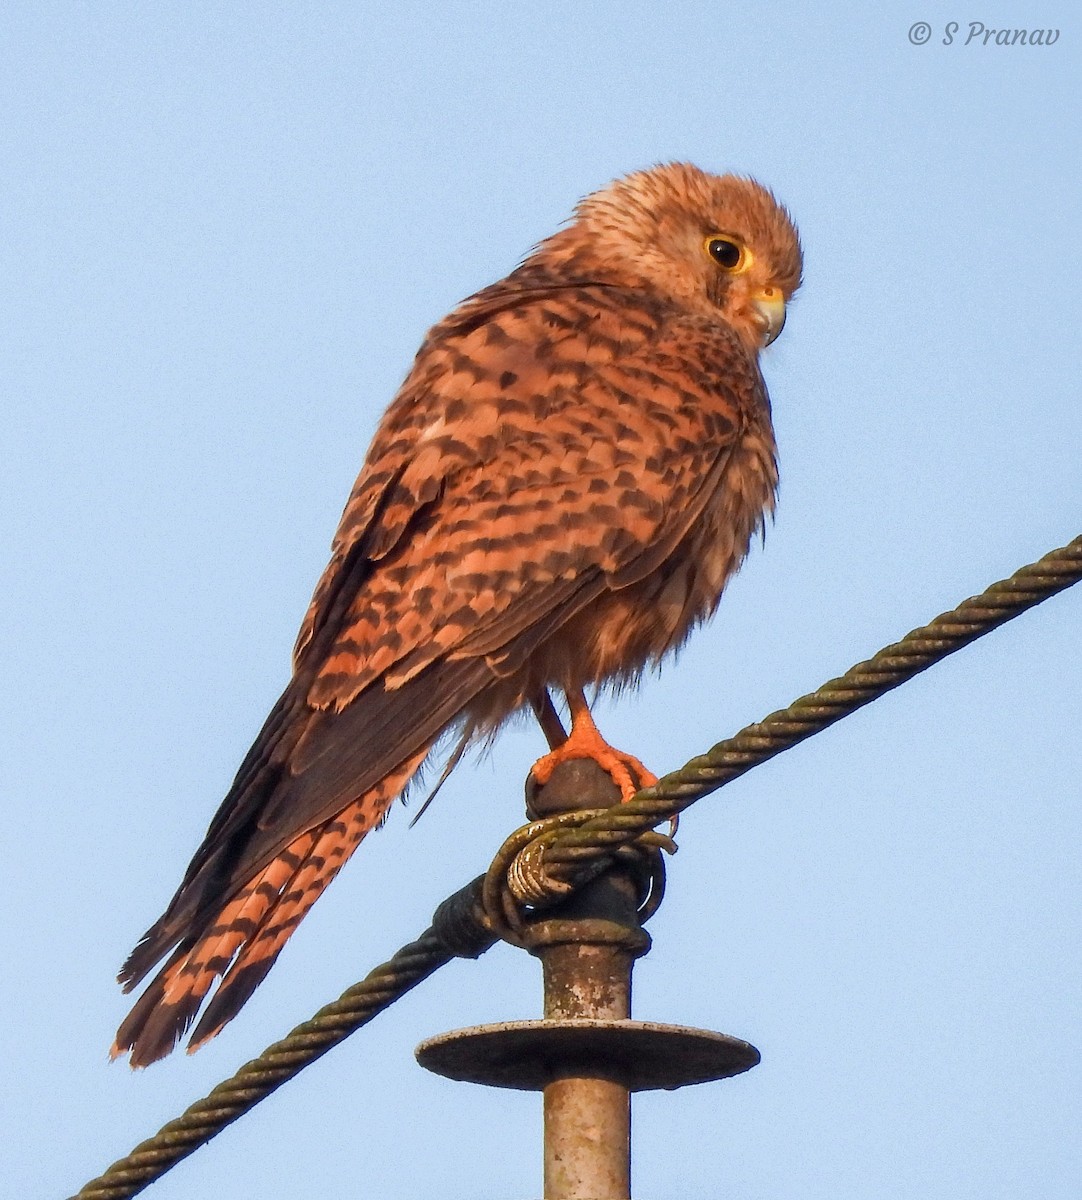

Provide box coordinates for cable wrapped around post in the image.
[70,533,1081,1200]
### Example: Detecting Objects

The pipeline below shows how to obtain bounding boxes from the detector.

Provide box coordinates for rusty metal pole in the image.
[534,883,642,1197]
[526,806,648,1198]
[417,759,759,1199]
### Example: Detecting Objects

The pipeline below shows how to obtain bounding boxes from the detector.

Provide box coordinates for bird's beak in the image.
[751,287,786,347]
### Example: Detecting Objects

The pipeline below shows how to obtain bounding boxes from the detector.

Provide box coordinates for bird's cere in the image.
[752,287,787,346]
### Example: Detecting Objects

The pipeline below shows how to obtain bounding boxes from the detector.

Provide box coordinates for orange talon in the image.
[530,690,658,803]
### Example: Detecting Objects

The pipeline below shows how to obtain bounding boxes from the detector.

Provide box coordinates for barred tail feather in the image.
[112,749,428,1067]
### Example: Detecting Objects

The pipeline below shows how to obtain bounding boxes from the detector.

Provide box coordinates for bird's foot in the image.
[530,726,658,804]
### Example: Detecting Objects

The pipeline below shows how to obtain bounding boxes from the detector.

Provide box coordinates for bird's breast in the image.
[516,420,777,700]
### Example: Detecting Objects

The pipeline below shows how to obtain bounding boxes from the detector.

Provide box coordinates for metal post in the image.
[535,875,645,1193]
[524,761,648,1196]
[535,879,640,1197]
[416,760,759,1199]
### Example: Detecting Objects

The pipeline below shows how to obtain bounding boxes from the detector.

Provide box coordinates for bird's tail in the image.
[112,747,429,1068]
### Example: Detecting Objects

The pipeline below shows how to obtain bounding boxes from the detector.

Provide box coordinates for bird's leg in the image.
[530,688,569,751]
[530,687,658,803]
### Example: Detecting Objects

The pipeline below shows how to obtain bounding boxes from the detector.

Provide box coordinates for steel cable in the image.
[70,925,477,1200]
[538,534,1082,877]
[70,533,1081,1199]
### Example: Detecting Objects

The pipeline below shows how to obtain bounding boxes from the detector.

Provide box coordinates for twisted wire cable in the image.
[70,533,1081,1199]
[538,534,1082,880]
[70,909,490,1200]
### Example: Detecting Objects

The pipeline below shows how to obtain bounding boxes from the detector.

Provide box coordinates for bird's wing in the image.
[118,283,760,1014]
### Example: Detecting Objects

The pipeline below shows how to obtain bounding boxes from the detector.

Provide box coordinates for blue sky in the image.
[3,4,1080,1198]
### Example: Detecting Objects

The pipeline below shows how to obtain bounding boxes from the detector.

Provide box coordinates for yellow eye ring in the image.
[704,236,752,273]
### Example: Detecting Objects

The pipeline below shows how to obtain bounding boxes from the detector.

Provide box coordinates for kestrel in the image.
[113,163,802,1066]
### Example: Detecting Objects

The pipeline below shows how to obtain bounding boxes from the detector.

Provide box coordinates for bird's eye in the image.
[705,237,749,272]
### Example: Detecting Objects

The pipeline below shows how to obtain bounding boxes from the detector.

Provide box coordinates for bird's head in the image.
[548,162,803,353]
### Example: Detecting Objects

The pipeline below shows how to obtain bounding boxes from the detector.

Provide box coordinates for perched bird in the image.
[113,162,802,1066]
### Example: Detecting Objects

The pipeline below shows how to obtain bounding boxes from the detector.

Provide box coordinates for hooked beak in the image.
[751,286,786,347]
